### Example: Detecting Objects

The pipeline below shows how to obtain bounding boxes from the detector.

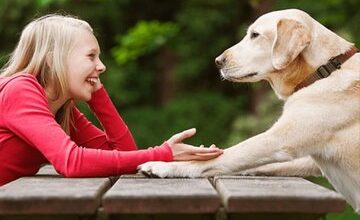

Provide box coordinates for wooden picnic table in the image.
[0,165,346,220]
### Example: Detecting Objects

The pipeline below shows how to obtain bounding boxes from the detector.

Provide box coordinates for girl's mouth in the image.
[86,77,98,86]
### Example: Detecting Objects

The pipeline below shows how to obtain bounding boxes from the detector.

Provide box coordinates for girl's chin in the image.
[84,94,93,101]
[73,93,92,102]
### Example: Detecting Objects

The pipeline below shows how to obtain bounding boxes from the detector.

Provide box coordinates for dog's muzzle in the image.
[215,55,226,69]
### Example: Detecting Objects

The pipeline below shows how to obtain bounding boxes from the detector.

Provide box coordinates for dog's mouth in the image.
[221,71,258,82]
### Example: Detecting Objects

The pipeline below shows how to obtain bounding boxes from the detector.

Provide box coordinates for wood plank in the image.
[103,176,220,214]
[213,176,345,213]
[36,165,120,186]
[36,164,58,176]
[0,176,111,214]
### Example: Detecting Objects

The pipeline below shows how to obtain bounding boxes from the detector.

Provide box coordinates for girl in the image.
[0,14,222,186]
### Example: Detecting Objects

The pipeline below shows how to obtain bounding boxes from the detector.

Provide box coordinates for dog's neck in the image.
[267,55,314,99]
[294,47,359,91]
[268,22,355,100]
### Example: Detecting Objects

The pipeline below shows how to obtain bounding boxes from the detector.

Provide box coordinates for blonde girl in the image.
[0,14,222,186]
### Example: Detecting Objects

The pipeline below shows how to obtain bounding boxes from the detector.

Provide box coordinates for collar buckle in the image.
[328,57,342,70]
[316,57,342,78]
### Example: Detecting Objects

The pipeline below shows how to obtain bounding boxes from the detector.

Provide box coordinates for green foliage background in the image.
[0,0,358,218]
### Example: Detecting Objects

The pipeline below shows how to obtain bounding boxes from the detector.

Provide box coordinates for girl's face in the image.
[66,29,105,101]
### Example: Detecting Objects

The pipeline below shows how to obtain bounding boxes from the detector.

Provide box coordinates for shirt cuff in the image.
[157,142,173,162]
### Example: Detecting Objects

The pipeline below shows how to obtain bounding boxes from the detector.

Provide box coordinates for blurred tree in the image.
[112,21,179,105]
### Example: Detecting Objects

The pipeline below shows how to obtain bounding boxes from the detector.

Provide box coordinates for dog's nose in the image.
[215,55,226,69]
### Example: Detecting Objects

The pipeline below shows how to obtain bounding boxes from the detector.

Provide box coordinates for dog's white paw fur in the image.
[138,161,176,178]
[138,161,205,178]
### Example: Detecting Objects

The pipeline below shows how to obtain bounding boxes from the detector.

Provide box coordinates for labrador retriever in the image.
[138,9,360,212]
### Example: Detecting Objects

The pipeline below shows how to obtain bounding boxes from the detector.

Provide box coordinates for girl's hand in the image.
[166,128,223,161]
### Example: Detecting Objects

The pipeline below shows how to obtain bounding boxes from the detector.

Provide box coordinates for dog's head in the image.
[216,9,315,97]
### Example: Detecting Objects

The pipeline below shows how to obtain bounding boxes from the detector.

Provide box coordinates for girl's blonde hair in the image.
[0,14,93,134]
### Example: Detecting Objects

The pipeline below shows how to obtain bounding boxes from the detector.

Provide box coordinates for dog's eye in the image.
[250,31,260,39]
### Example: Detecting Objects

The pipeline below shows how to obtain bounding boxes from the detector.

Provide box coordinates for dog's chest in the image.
[314,158,360,210]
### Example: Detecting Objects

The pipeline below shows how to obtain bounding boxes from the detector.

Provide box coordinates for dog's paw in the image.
[138,162,174,178]
[236,170,258,176]
[236,168,268,176]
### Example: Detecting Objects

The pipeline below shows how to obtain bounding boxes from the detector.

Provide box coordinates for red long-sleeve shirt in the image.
[0,73,173,186]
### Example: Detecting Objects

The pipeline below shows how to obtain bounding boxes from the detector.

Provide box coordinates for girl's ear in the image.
[271,19,311,70]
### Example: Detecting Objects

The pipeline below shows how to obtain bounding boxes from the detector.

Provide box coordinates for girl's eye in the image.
[88,54,96,59]
[250,31,260,39]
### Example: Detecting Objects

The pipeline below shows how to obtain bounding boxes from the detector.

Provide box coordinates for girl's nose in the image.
[97,59,106,74]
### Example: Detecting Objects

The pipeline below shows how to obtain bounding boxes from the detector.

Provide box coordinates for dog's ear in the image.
[271,19,310,70]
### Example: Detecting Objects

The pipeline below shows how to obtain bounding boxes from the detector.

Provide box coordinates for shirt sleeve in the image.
[1,76,173,177]
[71,87,137,151]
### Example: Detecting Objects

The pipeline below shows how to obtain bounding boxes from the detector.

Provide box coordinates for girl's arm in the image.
[2,75,172,176]
[71,86,137,151]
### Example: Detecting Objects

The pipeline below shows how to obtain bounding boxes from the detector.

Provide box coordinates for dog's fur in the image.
[139,9,360,212]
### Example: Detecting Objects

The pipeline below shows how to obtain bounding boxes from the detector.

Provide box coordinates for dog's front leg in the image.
[139,132,300,178]
[236,156,322,177]
[198,131,301,176]
[139,111,328,178]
